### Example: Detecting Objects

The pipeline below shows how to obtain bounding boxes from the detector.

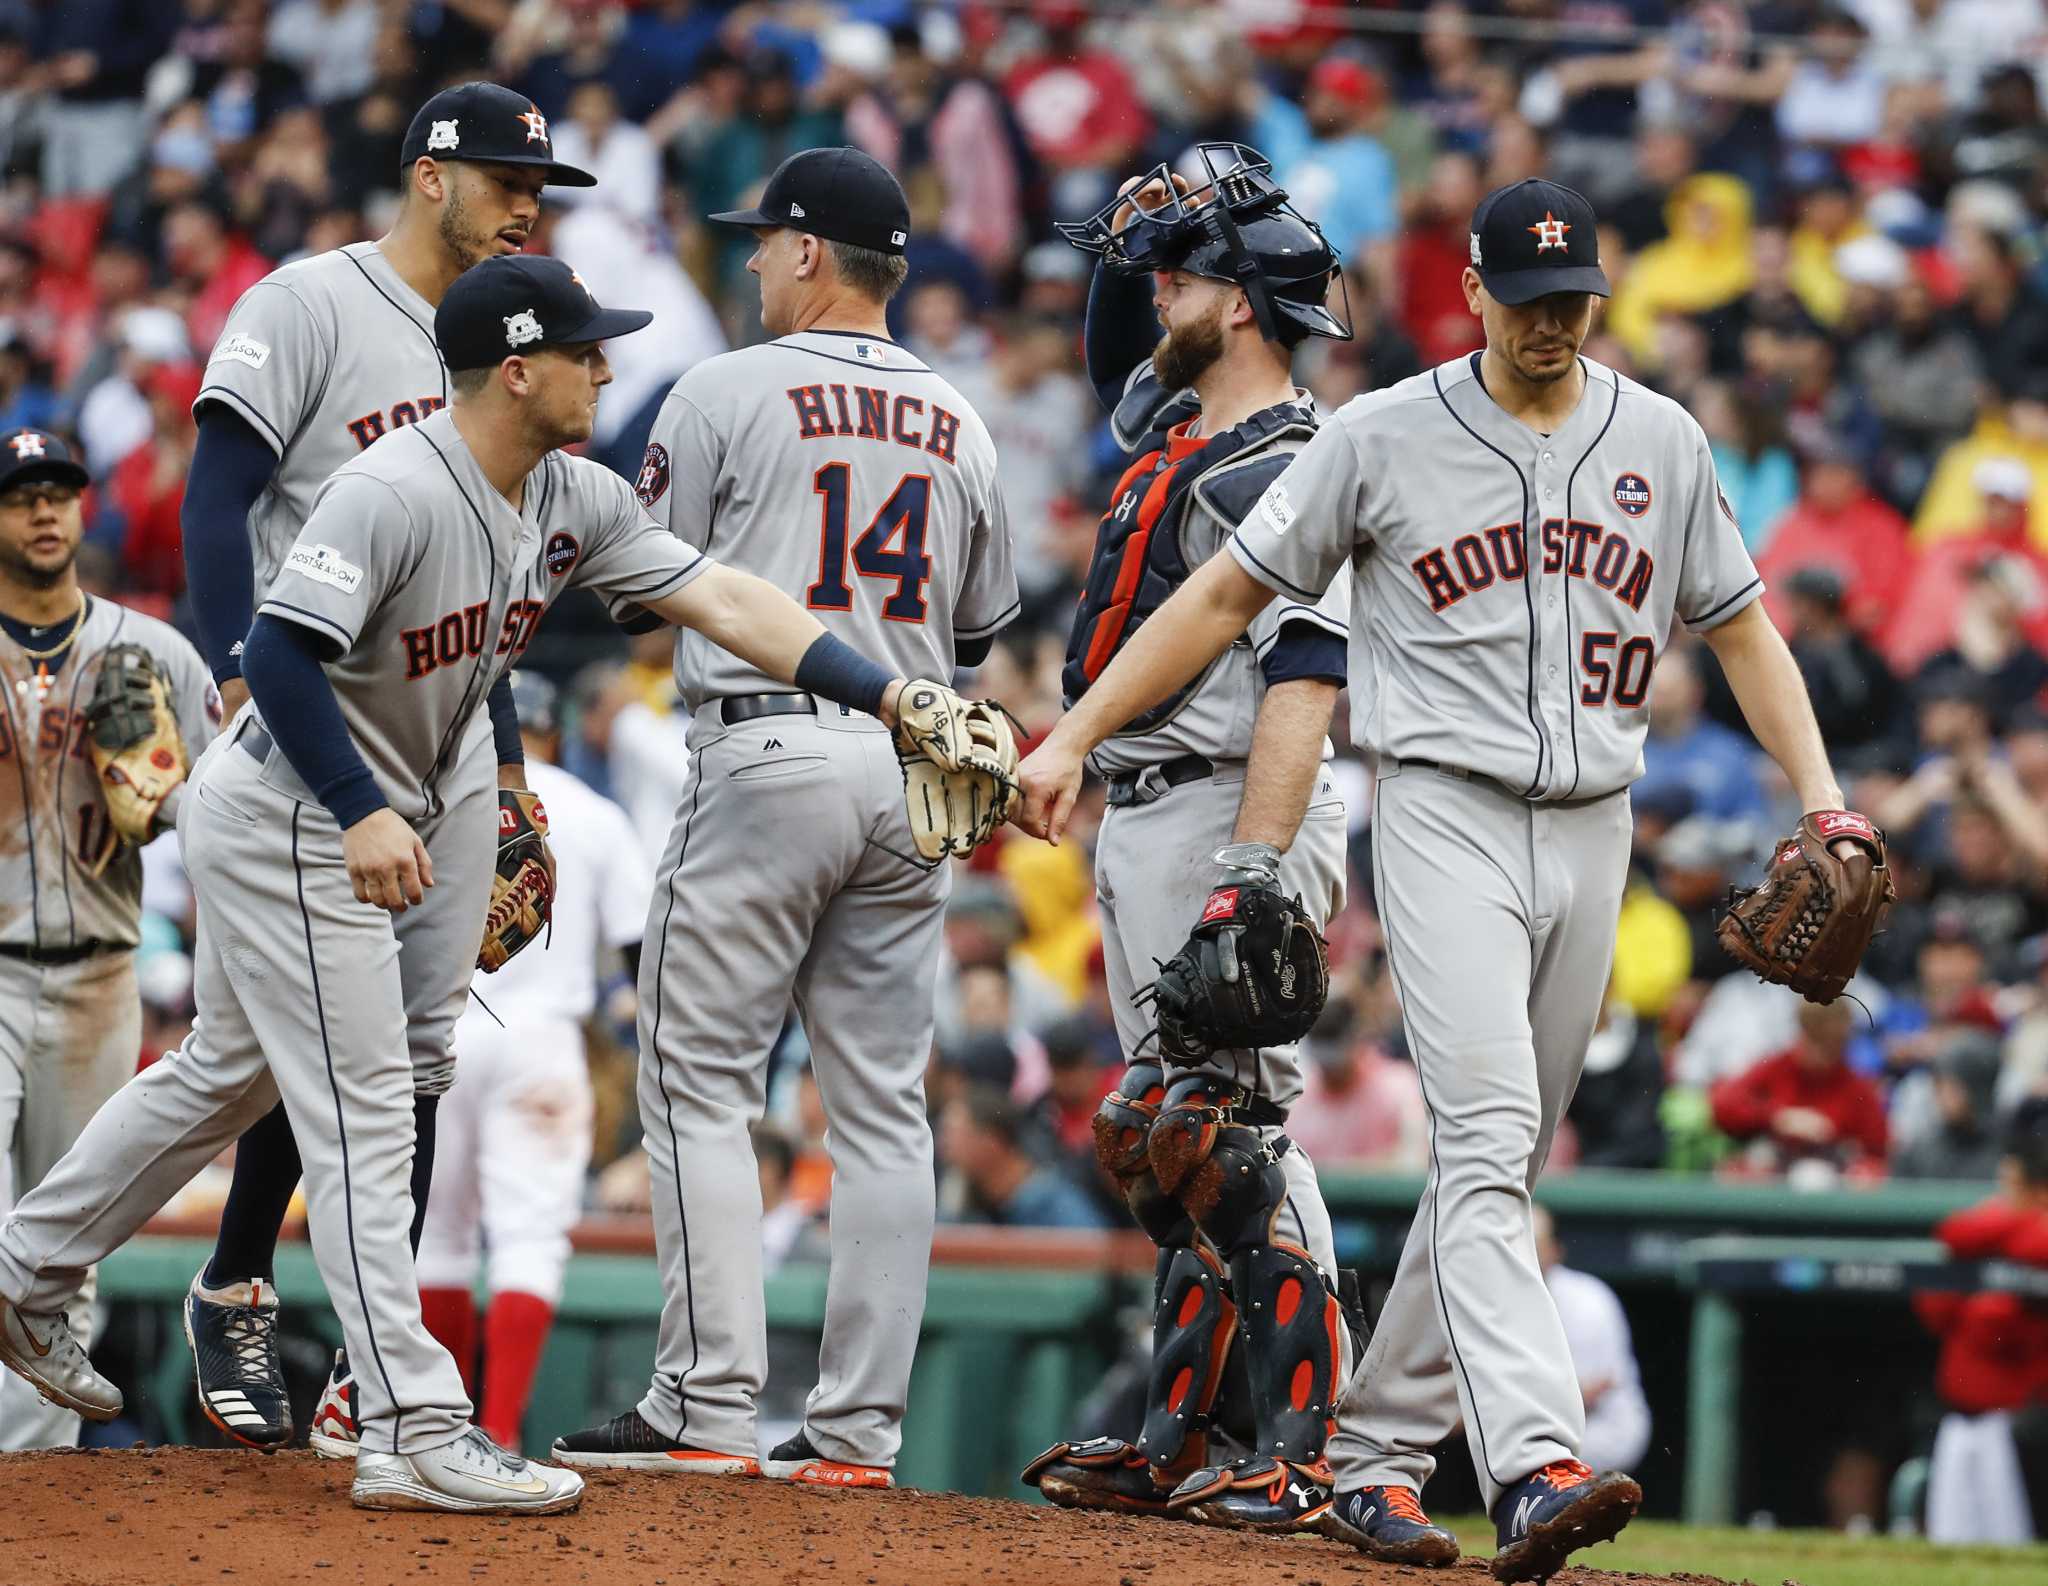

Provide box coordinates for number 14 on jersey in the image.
[806,462,932,624]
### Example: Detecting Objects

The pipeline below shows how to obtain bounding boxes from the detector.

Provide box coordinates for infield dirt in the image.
[0,1447,1730,1586]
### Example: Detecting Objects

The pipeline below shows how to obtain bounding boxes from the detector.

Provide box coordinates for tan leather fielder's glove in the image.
[84,642,188,875]
[901,698,1019,863]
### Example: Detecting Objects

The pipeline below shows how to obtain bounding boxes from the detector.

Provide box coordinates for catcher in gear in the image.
[1718,810,1892,1003]
[1022,145,1365,1536]
[84,643,190,873]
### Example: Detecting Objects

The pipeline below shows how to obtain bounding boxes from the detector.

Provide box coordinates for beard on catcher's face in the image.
[1152,297,1228,390]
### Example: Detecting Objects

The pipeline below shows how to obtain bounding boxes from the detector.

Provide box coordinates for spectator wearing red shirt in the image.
[1886,457,2048,674]
[1914,1099,2048,1543]
[1002,3,1149,175]
[110,361,201,604]
[1758,442,1913,640]
[161,197,269,357]
[1395,149,1488,366]
[1711,1000,1889,1179]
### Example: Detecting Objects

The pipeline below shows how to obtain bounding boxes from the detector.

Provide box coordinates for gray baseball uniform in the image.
[1226,354,1760,1508]
[0,603,217,1450]
[0,413,708,1455]
[631,330,1016,1468]
[199,240,487,1095]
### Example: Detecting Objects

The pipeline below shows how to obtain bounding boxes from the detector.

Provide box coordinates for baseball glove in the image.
[85,642,188,871]
[1142,856,1329,1059]
[902,699,1020,862]
[1717,810,1894,1005]
[892,677,974,772]
[478,789,553,973]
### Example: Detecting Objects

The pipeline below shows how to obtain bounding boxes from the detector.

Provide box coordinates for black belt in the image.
[0,940,124,965]
[1397,757,1617,809]
[1105,753,1216,808]
[721,693,816,726]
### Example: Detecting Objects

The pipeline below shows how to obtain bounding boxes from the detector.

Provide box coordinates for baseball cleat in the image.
[1317,1484,1462,1565]
[550,1408,760,1474]
[183,1273,292,1450]
[0,1299,121,1421]
[1168,1454,1333,1532]
[1021,1437,1177,1516]
[1489,1459,1642,1583]
[352,1425,584,1515]
[308,1347,360,1459]
[763,1428,893,1488]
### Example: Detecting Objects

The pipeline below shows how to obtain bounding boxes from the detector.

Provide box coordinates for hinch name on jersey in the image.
[1410,518,1655,615]
[784,383,961,465]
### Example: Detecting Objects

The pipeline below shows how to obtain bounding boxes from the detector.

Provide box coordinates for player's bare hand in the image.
[344,808,434,912]
[217,677,251,722]
[1112,169,1190,233]
[1014,735,1085,845]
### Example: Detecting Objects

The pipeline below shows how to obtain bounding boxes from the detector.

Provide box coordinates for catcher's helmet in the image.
[1055,143,1351,347]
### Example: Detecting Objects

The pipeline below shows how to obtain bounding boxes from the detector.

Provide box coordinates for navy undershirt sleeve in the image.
[241,614,388,829]
[1084,264,1157,413]
[1259,622,1348,688]
[183,405,280,685]
[487,676,523,767]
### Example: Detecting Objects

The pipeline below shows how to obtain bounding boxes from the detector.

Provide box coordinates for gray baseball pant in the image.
[636,703,948,1468]
[1327,761,1631,1511]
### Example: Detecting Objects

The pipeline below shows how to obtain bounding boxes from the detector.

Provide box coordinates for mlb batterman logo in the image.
[504,309,543,348]
[1612,472,1653,518]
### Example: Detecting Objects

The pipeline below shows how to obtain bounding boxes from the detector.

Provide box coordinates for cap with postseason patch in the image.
[400,81,596,187]
[1468,179,1608,306]
[0,428,90,494]
[708,146,911,256]
[435,255,653,371]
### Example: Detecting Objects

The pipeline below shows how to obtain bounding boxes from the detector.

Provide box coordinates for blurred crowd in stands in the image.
[12,0,2048,1239]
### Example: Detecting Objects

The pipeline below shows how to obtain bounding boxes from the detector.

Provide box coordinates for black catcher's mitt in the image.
[1144,868,1329,1059]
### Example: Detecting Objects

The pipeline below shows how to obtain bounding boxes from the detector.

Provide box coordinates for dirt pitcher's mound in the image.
[0,1447,1716,1586]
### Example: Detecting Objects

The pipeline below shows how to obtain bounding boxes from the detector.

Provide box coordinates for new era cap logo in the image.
[1527,211,1571,252]
[789,201,806,218]
[519,106,549,144]
[504,309,543,348]
[9,432,44,459]
[426,119,459,152]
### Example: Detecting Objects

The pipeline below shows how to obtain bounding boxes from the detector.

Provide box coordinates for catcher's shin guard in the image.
[1093,1062,1191,1244]
[1137,1245,1237,1480]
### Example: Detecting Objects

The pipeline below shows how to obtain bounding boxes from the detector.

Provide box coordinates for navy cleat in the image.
[1489,1459,1642,1582]
[1168,1454,1333,1532]
[1317,1483,1461,1565]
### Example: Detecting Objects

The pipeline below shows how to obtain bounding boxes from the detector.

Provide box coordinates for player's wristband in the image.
[794,631,893,719]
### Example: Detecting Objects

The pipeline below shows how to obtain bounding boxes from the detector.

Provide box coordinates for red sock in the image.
[419,1286,478,1397]
[480,1291,555,1449]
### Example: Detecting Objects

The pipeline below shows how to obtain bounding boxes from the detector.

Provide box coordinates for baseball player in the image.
[416,671,651,1451]
[1016,180,1886,1581]
[177,81,596,1456]
[0,429,218,1451]
[551,147,1018,1487]
[1017,149,1362,1532]
[0,254,966,1513]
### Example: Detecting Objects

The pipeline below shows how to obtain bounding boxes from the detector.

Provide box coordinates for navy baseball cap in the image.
[709,146,910,256]
[435,256,653,371]
[1468,179,1609,305]
[401,82,596,187]
[0,428,90,493]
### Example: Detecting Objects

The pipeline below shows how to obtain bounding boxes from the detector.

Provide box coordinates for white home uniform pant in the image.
[1926,1409,2036,1544]
[1094,764,1349,1277]
[636,702,948,1469]
[1328,761,1632,1511]
[417,1010,593,1305]
[0,735,496,1455]
[0,951,137,1450]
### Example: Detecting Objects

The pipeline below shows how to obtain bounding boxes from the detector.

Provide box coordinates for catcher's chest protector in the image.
[1062,401,1313,734]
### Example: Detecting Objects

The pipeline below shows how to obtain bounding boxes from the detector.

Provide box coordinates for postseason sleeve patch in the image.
[284,543,363,594]
[215,332,271,371]
[1258,480,1296,534]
